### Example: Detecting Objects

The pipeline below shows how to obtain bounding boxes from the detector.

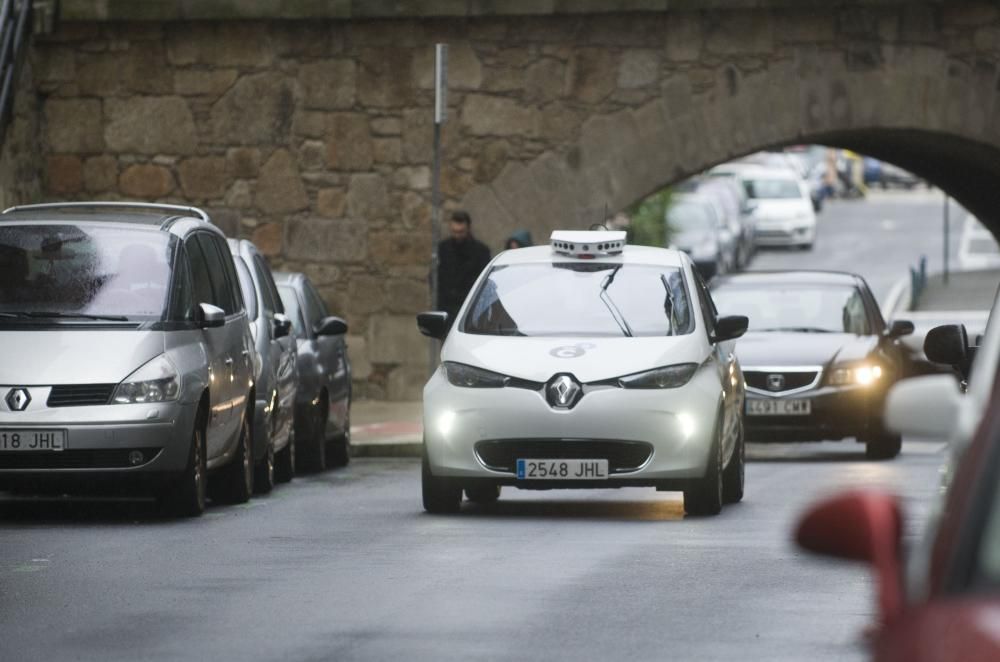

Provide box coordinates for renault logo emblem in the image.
[5,388,30,412]
[546,374,581,409]
[767,374,786,392]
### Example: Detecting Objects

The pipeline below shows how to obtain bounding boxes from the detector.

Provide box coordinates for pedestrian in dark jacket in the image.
[503,229,534,250]
[437,210,491,325]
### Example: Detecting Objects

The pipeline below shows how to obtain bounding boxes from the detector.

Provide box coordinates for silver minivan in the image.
[0,202,256,516]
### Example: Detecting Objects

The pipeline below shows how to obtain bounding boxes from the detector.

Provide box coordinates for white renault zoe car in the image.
[417,231,749,516]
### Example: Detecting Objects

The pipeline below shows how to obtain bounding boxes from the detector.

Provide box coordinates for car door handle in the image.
[224,358,234,366]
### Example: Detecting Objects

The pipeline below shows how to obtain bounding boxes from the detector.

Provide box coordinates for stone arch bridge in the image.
[4,0,999,398]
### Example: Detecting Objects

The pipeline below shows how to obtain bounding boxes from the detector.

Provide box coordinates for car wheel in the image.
[866,433,902,460]
[159,416,207,517]
[722,418,745,504]
[253,440,275,495]
[274,431,296,484]
[326,408,351,468]
[422,445,461,514]
[465,484,501,504]
[212,412,254,504]
[684,419,723,517]
[297,396,327,473]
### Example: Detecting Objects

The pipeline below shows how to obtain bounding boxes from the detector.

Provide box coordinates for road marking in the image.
[11,558,50,573]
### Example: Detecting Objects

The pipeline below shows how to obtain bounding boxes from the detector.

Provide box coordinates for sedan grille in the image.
[0,448,162,469]
[47,384,116,407]
[744,371,819,393]
[474,439,653,474]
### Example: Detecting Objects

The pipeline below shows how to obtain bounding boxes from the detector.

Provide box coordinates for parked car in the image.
[711,163,817,249]
[228,239,299,492]
[666,192,738,279]
[0,202,256,516]
[677,176,756,268]
[274,272,352,472]
[711,270,914,459]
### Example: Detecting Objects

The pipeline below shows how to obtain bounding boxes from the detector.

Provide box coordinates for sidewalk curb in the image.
[351,440,423,458]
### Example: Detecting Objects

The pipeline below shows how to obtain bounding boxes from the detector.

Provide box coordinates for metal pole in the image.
[428,44,447,374]
[943,194,950,286]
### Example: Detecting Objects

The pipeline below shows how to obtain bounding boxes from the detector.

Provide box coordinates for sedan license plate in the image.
[517,459,608,480]
[0,429,66,451]
[746,398,811,416]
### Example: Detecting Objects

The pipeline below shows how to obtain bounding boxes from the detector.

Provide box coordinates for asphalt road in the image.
[0,189,954,662]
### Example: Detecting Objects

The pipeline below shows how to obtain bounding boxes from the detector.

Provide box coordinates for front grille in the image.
[744,371,818,392]
[47,384,116,407]
[755,229,792,239]
[0,448,162,469]
[474,439,653,474]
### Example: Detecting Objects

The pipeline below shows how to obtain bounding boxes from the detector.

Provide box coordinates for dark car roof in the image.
[712,270,863,289]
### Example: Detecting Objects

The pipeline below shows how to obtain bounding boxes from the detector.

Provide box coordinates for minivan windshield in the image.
[667,201,718,232]
[463,263,694,337]
[0,224,176,321]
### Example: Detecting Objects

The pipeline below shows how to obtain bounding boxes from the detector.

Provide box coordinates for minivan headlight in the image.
[114,355,181,404]
[442,362,509,388]
[618,363,699,389]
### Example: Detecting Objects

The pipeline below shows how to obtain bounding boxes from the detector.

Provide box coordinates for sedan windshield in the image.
[463,263,694,337]
[0,224,175,321]
[711,284,871,334]
[744,178,802,199]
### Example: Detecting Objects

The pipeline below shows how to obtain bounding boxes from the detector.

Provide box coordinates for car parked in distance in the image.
[711,163,818,249]
[711,270,914,459]
[228,239,298,492]
[0,202,256,516]
[274,272,352,472]
[666,192,738,280]
[677,176,756,269]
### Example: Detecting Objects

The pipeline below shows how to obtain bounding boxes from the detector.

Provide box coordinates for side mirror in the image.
[712,315,748,343]
[885,374,962,439]
[795,490,904,626]
[314,316,348,337]
[744,200,758,214]
[196,303,225,329]
[885,319,914,339]
[273,313,292,339]
[417,311,449,340]
[924,324,969,366]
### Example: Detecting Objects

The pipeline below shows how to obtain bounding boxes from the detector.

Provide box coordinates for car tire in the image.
[465,484,501,504]
[297,396,328,474]
[684,419,724,517]
[159,416,207,518]
[212,412,254,504]
[422,446,461,514]
[866,433,902,460]
[722,419,745,505]
[253,440,275,495]
[274,431,295,484]
[326,408,351,468]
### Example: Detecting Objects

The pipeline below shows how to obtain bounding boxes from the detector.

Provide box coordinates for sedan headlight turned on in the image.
[417,230,749,517]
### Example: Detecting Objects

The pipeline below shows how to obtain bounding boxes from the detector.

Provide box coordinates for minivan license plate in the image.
[0,430,65,451]
[746,398,811,416]
[517,459,608,480]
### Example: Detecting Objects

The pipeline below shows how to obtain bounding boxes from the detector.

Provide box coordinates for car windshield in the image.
[711,284,871,334]
[0,224,175,321]
[277,285,306,339]
[744,178,801,199]
[668,201,717,232]
[462,262,694,337]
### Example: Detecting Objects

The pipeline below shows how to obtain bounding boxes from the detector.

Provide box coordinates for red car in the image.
[795,387,1000,661]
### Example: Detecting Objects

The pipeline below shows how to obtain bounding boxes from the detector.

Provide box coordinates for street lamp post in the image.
[428,43,447,374]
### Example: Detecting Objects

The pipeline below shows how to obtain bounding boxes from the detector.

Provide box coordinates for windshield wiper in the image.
[600,265,633,338]
[755,326,834,333]
[1,311,129,322]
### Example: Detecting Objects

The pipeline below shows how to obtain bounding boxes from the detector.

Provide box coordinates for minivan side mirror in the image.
[417,311,449,340]
[885,319,914,339]
[315,316,348,337]
[712,315,748,343]
[924,324,968,366]
[273,313,292,339]
[196,303,225,328]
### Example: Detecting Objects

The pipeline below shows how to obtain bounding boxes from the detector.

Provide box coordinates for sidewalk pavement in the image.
[350,399,423,458]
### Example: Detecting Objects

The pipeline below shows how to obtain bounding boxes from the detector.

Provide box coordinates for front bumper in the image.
[744,384,883,442]
[754,224,815,246]
[422,366,722,489]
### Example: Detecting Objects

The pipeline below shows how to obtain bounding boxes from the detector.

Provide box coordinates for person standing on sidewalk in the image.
[437,210,491,327]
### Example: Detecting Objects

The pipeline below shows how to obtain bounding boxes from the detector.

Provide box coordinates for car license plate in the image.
[0,429,66,451]
[746,398,811,416]
[516,459,608,480]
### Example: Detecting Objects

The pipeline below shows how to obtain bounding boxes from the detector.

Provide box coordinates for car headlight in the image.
[113,354,181,404]
[828,363,883,386]
[618,363,699,389]
[442,362,509,388]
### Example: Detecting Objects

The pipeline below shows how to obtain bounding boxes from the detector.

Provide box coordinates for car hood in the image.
[734,332,877,368]
[443,334,708,383]
[0,329,166,385]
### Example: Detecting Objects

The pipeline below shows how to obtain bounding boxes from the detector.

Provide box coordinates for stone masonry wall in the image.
[32,3,1000,399]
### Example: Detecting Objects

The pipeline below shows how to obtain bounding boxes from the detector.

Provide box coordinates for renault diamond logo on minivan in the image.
[767,374,786,392]
[5,388,30,411]
[546,374,581,409]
